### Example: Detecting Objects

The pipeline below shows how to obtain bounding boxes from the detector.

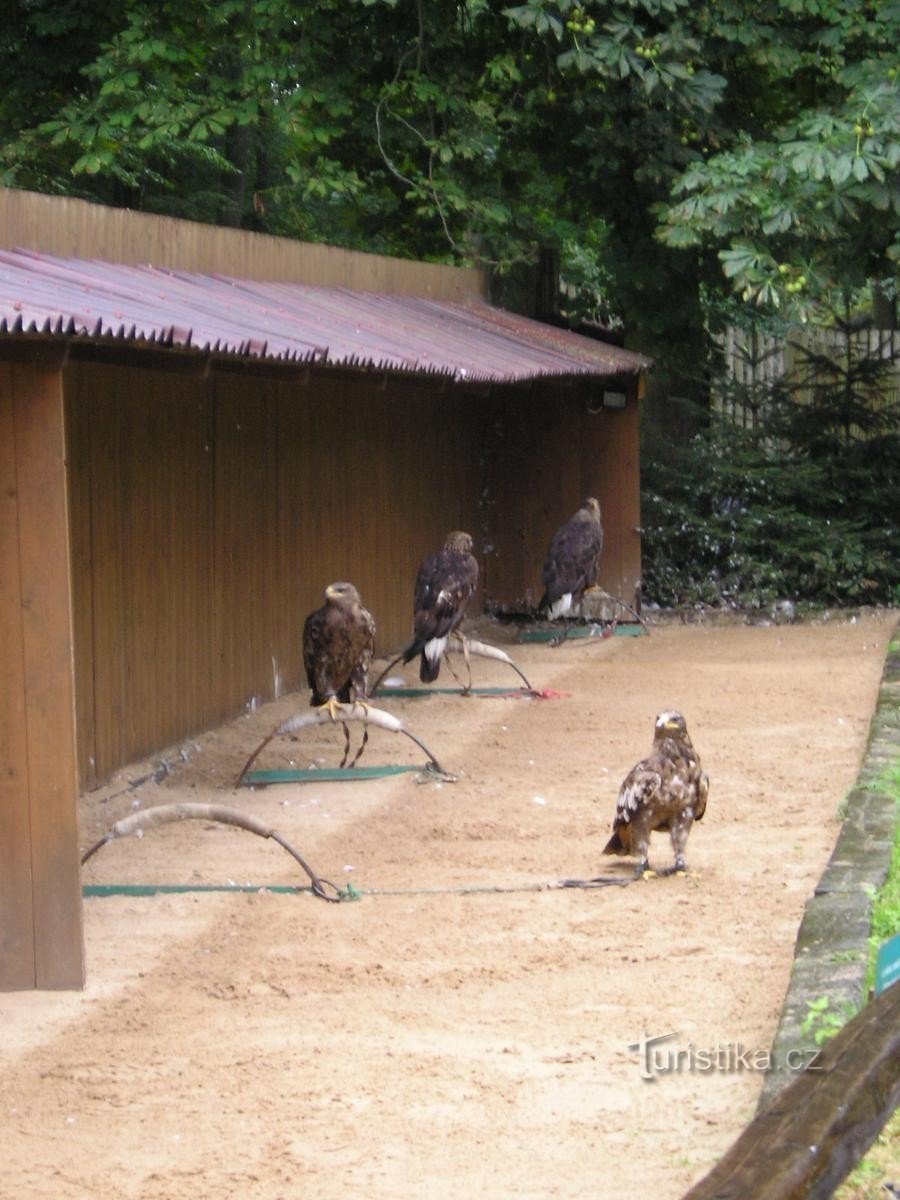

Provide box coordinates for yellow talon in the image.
[322,696,343,722]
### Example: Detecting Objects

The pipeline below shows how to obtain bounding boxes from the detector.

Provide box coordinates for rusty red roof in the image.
[0,248,649,384]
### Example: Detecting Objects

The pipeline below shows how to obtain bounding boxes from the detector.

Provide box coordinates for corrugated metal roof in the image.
[0,248,649,384]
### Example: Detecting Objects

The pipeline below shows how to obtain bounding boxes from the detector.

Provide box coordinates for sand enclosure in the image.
[1,612,895,1199]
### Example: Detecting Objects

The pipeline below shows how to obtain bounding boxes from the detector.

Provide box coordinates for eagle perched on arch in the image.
[303,581,376,713]
[540,497,604,622]
[402,531,479,683]
[302,581,376,767]
[603,710,709,877]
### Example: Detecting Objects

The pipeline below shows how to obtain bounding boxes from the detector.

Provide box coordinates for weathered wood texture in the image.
[0,361,84,990]
[681,981,900,1200]
[0,185,486,301]
[66,359,641,787]
[480,378,642,611]
[67,360,486,784]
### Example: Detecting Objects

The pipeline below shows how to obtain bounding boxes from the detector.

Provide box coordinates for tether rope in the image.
[83,875,633,902]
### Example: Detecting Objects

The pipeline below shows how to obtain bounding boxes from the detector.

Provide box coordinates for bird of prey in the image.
[402,531,479,684]
[302,581,376,766]
[540,497,604,630]
[602,710,708,877]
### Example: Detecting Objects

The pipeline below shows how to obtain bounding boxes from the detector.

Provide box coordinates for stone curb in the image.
[758,617,900,1110]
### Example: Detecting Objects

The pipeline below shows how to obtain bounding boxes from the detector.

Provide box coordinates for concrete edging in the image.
[758,617,900,1109]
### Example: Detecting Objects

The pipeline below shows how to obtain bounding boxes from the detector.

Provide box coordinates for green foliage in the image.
[835,769,899,1199]
[0,0,897,378]
[865,763,900,993]
[657,1,900,317]
[801,994,857,1045]
[834,1109,900,1200]
[641,320,900,609]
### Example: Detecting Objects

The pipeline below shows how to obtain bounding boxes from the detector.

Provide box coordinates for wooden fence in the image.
[0,185,486,300]
[714,325,900,433]
[682,979,900,1199]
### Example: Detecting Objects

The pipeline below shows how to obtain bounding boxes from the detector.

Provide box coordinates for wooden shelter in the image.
[0,188,648,990]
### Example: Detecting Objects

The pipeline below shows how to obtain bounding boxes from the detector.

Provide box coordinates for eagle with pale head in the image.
[603,710,708,877]
[303,581,376,714]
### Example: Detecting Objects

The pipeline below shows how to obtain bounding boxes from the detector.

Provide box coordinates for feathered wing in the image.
[540,500,604,617]
[403,542,479,682]
[303,587,376,705]
[694,770,709,822]
[302,607,333,705]
[349,602,377,699]
[602,764,662,855]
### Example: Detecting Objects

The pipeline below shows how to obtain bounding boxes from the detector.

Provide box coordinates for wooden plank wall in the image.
[478,379,642,612]
[67,358,639,787]
[0,186,487,301]
[67,359,485,786]
[0,359,84,990]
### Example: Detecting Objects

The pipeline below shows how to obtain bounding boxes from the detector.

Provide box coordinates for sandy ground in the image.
[1,611,896,1200]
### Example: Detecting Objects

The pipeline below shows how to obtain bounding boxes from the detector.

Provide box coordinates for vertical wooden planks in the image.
[211,372,282,714]
[0,186,488,300]
[84,368,128,780]
[578,382,642,607]
[65,373,97,784]
[0,372,35,990]
[4,361,84,989]
[475,379,643,614]
[63,356,644,789]
[71,361,217,784]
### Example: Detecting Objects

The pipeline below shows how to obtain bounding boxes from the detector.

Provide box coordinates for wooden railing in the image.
[681,981,900,1199]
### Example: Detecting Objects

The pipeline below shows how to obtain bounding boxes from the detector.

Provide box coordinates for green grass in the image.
[834,1109,900,1199]
[834,755,900,1199]
[864,760,900,996]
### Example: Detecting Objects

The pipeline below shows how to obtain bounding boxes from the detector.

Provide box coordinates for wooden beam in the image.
[0,363,84,989]
[0,378,34,989]
[681,981,900,1200]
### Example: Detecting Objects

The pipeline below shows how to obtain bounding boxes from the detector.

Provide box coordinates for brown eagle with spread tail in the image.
[603,710,708,877]
[540,497,603,621]
[402,531,479,683]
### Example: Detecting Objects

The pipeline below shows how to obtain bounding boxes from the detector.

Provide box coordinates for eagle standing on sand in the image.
[540,497,604,622]
[303,582,376,765]
[603,710,709,877]
[402,531,479,683]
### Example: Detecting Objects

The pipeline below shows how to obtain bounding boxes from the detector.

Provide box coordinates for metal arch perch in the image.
[80,803,345,901]
[447,636,536,692]
[370,633,537,695]
[235,701,444,787]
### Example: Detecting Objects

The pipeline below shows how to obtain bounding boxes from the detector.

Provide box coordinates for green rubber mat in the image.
[517,623,646,642]
[374,685,529,698]
[243,763,423,785]
[84,883,304,897]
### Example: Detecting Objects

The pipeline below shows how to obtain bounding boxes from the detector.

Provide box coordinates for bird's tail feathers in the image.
[419,653,441,683]
[602,830,626,856]
[401,640,420,666]
[418,636,447,682]
[547,593,573,621]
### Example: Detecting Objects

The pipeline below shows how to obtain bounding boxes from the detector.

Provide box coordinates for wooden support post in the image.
[0,360,84,990]
[680,981,900,1200]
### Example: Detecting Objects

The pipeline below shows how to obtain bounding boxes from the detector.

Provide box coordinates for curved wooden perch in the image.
[236,701,444,787]
[80,802,345,900]
[681,980,900,1200]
